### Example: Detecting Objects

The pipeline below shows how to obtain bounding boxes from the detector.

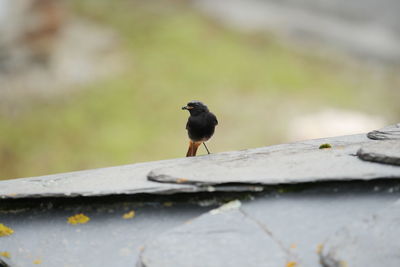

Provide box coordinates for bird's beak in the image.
[182,106,193,110]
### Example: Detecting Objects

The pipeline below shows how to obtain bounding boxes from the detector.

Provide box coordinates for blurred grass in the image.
[0,0,398,180]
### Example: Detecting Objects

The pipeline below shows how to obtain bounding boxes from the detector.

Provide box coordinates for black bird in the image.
[182,101,218,157]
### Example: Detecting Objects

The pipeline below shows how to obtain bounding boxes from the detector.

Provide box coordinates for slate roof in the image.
[0,123,399,267]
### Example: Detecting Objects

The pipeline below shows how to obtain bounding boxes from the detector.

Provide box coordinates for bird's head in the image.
[182,101,209,115]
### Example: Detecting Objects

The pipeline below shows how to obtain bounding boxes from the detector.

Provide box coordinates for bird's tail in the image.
[186,141,201,157]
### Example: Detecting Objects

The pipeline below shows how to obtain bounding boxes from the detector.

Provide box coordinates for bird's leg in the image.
[203,142,210,154]
[186,141,194,157]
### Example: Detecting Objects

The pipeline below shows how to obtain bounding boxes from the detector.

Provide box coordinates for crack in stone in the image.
[238,208,298,263]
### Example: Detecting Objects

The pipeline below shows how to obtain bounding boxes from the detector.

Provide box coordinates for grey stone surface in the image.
[367,123,400,140]
[1,181,400,267]
[0,199,211,267]
[149,133,400,186]
[137,182,400,267]
[138,202,290,267]
[320,203,400,267]
[357,140,400,166]
[0,159,199,199]
[238,183,400,266]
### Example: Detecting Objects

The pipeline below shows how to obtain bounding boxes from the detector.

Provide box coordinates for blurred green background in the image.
[0,0,399,180]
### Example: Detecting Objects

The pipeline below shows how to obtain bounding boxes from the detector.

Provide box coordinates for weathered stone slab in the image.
[0,159,199,199]
[148,134,400,186]
[0,199,211,267]
[137,201,290,267]
[1,180,399,267]
[320,203,400,267]
[367,123,400,140]
[239,183,400,266]
[137,181,400,267]
[357,140,400,166]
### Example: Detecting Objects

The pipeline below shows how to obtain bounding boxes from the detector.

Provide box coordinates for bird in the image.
[182,101,218,157]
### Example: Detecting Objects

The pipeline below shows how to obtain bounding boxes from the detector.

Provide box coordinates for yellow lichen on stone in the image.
[67,213,90,225]
[122,210,135,219]
[286,261,297,267]
[316,244,324,253]
[277,188,287,194]
[0,224,14,237]
[163,202,173,207]
[0,251,10,258]
[319,143,332,149]
[33,259,42,264]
